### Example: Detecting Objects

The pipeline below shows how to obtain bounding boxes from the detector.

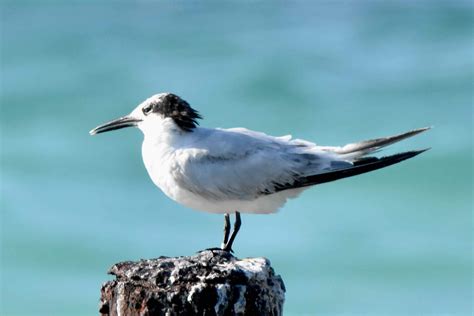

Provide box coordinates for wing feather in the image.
[173,128,336,200]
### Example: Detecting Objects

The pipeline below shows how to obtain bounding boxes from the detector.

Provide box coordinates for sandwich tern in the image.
[90,93,430,251]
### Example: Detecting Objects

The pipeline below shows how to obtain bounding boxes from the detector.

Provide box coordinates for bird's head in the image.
[89,93,202,137]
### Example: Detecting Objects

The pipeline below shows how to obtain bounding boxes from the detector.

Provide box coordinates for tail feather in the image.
[273,149,429,192]
[321,127,431,159]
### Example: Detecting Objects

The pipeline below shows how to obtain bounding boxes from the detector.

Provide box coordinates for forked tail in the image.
[319,126,431,159]
[274,127,431,192]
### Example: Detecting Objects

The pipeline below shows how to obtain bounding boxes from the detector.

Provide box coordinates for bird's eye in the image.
[142,105,153,116]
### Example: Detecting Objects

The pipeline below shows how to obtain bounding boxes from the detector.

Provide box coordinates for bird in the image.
[90,93,430,252]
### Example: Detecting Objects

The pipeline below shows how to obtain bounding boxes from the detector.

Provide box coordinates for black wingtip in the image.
[381,147,430,162]
[272,148,431,193]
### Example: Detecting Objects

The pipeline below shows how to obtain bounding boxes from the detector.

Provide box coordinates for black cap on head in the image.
[150,93,202,132]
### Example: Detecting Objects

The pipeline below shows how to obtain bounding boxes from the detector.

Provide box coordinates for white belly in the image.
[141,141,305,214]
[165,186,305,214]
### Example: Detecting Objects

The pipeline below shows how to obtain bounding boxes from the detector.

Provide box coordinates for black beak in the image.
[89,116,142,135]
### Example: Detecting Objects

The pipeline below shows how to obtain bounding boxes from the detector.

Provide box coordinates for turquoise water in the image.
[1,2,472,315]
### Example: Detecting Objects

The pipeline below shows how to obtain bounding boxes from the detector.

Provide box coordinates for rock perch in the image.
[99,249,285,316]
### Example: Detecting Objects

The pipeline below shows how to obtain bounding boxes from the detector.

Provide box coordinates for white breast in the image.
[141,139,181,201]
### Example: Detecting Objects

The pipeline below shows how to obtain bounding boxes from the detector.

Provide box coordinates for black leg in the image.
[222,212,241,252]
[221,213,231,249]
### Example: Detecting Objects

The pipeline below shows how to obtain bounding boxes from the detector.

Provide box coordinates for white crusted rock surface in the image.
[99,249,285,316]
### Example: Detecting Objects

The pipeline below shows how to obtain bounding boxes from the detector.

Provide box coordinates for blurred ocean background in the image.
[1,1,472,315]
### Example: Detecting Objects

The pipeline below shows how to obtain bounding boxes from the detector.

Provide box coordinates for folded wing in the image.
[175,127,430,200]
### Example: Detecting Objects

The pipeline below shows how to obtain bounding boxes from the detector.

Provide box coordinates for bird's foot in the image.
[204,247,224,252]
[221,244,234,253]
[203,247,234,254]
[205,245,234,253]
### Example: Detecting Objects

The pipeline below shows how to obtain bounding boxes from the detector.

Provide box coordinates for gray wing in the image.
[174,127,430,200]
[173,129,340,201]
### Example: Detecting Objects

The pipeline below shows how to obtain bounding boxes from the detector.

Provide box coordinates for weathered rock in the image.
[99,249,285,316]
